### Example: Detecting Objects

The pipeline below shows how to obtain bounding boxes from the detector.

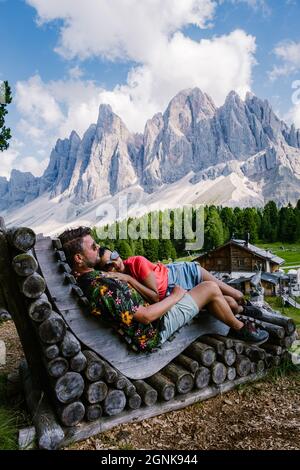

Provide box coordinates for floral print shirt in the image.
[78,270,160,352]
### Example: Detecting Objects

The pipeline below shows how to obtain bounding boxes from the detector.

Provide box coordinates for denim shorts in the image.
[159,293,199,345]
[166,261,202,294]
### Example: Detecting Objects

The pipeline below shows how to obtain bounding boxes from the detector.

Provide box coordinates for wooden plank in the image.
[63,372,266,447]
[34,236,230,379]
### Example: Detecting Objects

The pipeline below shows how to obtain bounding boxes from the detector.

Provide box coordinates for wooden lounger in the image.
[34,235,230,379]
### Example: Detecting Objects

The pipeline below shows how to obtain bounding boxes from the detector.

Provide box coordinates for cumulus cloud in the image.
[14,27,256,141]
[26,0,217,61]
[12,0,257,177]
[0,139,48,178]
[269,41,300,80]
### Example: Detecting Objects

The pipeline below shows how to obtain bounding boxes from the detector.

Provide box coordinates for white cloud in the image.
[269,41,300,80]
[16,75,64,125]
[13,28,256,144]
[27,0,217,61]
[13,1,257,177]
[0,139,48,178]
[228,0,270,13]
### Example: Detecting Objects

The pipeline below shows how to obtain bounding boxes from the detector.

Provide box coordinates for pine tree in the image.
[242,208,259,243]
[261,201,279,242]
[220,207,234,241]
[158,239,174,261]
[143,239,160,262]
[0,81,12,151]
[132,238,144,256]
[204,207,224,250]
[115,239,133,259]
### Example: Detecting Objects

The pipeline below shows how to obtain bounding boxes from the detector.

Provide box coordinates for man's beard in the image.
[85,257,99,268]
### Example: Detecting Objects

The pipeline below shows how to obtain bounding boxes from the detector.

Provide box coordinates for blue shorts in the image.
[159,293,199,345]
[166,261,202,294]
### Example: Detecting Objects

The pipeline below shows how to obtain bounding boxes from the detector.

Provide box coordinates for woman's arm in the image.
[105,271,159,303]
[133,286,187,325]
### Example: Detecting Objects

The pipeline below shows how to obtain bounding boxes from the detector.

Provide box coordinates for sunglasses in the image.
[99,247,120,265]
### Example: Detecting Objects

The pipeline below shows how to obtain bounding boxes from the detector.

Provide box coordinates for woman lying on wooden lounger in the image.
[98,247,245,316]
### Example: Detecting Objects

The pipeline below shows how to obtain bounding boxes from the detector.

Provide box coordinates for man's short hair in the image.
[58,226,91,245]
[58,226,92,269]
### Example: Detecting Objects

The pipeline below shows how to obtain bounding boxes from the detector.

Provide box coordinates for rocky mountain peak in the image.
[2,88,300,214]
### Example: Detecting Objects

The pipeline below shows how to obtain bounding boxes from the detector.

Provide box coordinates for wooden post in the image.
[235,355,251,377]
[20,273,46,299]
[185,342,216,367]
[54,372,85,404]
[0,227,44,379]
[84,381,108,404]
[70,352,87,372]
[103,389,126,416]
[60,331,81,358]
[12,253,38,277]
[46,357,69,378]
[243,308,296,335]
[227,367,236,381]
[28,295,52,323]
[127,393,142,410]
[38,312,66,344]
[57,401,85,427]
[6,227,36,252]
[201,336,225,355]
[19,360,64,450]
[132,380,158,406]
[85,404,102,422]
[82,350,105,382]
[218,349,236,366]
[194,366,210,389]
[174,354,199,373]
[162,363,194,395]
[146,373,175,402]
[211,362,227,385]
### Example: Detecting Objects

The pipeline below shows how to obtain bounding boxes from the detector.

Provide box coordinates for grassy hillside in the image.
[265,296,300,328]
[256,242,300,269]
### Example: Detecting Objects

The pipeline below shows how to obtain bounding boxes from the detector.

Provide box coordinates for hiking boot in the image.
[230,319,269,345]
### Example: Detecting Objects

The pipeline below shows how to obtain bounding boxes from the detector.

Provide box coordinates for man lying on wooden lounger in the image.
[59,227,269,352]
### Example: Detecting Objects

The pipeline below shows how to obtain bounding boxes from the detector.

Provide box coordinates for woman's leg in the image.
[223,295,244,315]
[201,267,244,304]
[188,281,243,330]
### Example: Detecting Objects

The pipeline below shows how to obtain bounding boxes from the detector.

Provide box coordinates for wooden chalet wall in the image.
[199,243,279,273]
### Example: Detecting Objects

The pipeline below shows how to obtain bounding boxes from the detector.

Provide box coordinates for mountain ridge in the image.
[1,87,300,234]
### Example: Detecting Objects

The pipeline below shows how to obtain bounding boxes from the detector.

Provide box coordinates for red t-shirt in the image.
[123,256,168,300]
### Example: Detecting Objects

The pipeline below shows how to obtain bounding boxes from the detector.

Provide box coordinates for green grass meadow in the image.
[256,242,300,269]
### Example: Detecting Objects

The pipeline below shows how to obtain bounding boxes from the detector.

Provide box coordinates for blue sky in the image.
[1,0,300,178]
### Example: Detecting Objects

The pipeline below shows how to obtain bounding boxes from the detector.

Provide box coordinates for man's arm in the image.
[105,271,159,303]
[133,286,187,325]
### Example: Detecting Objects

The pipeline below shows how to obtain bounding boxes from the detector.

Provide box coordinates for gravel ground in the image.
[1,319,299,450]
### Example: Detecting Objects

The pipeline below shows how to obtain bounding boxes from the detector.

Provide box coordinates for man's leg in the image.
[159,281,244,345]
[188,281,244,330]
